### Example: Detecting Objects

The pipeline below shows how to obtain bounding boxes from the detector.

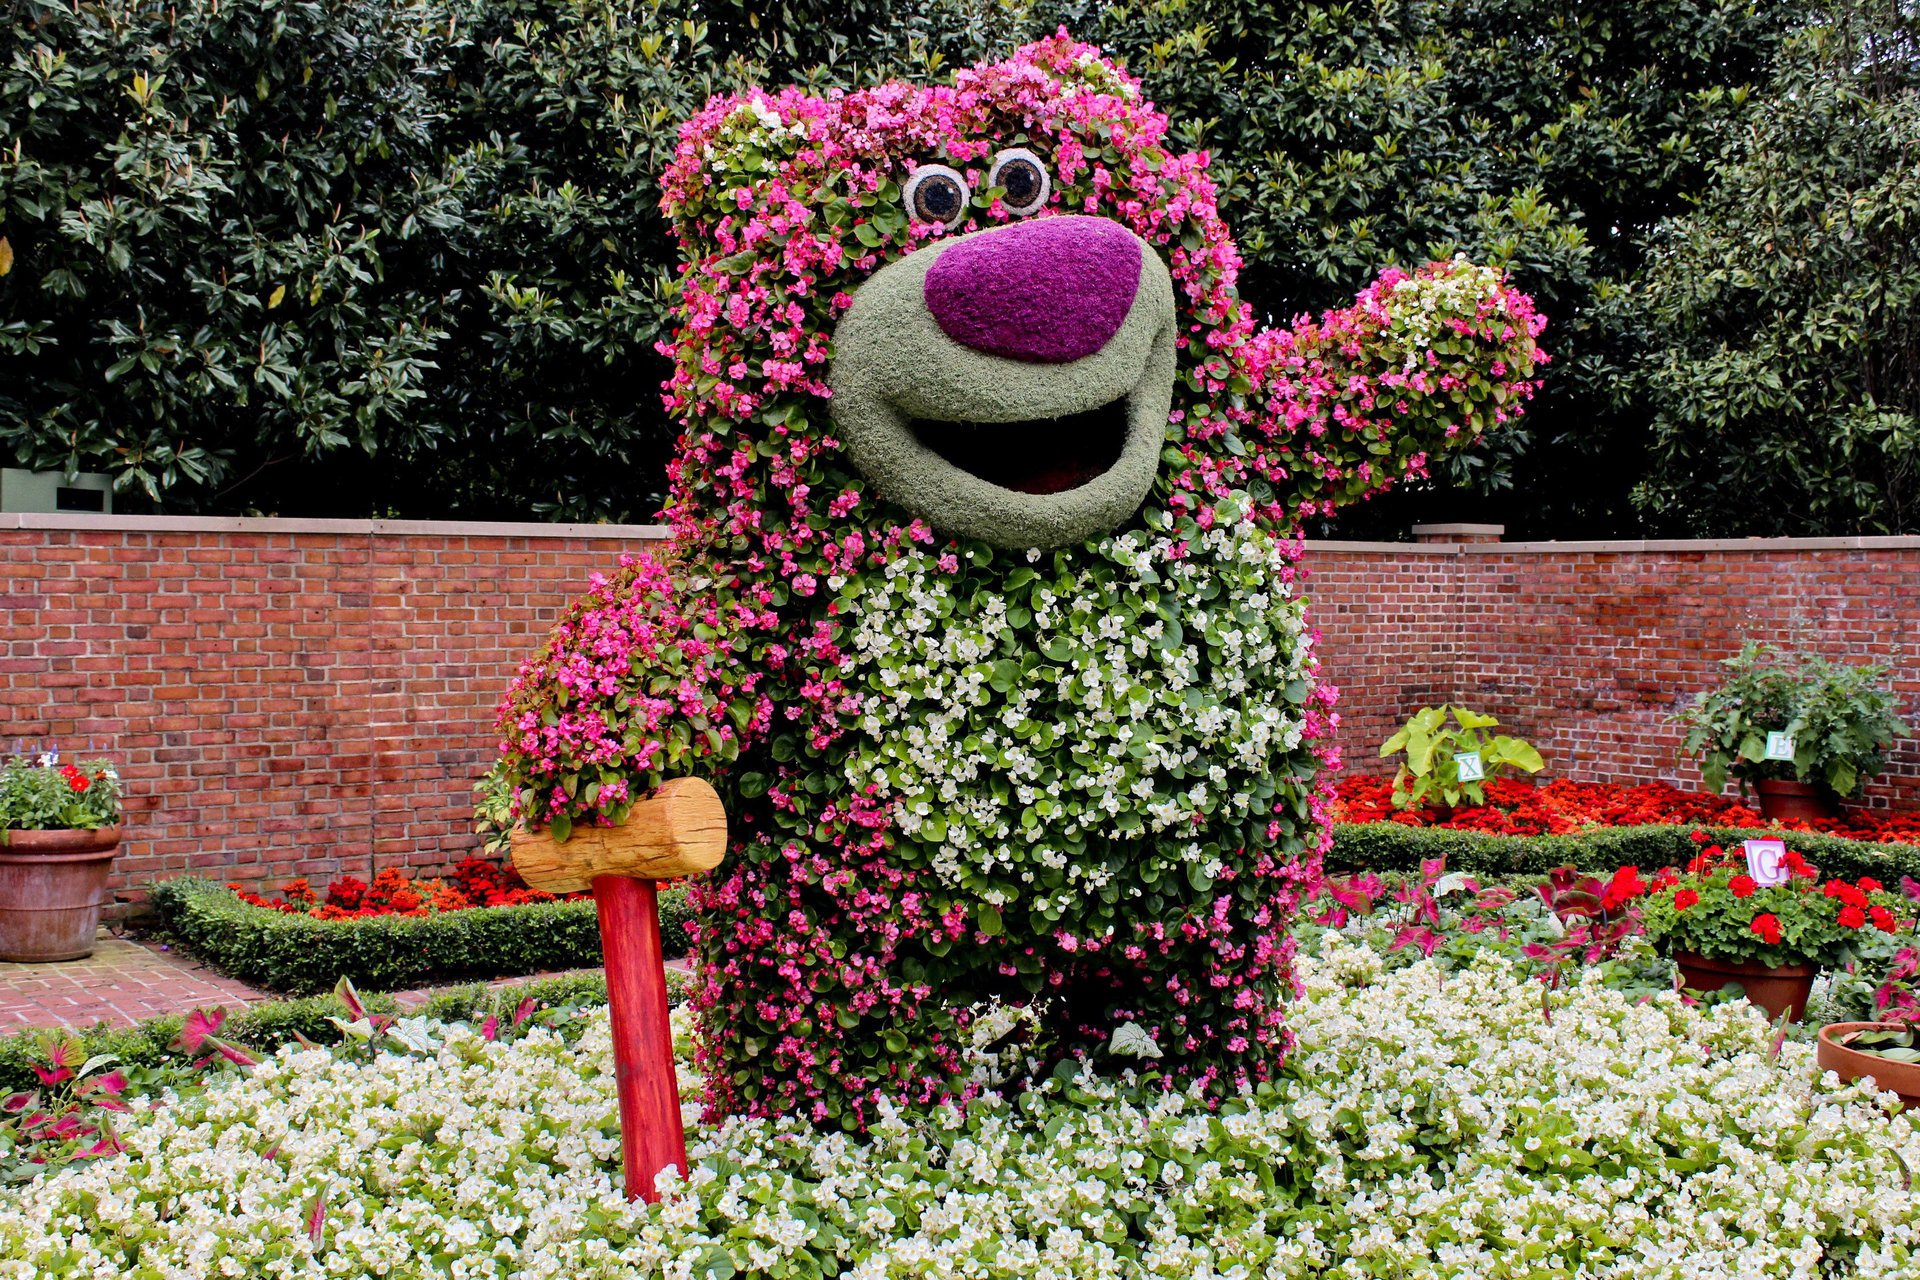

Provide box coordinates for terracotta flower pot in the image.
[0,826,122,962]
[1817,1022,1920,1108]
[1753,778,1836,823]
[1672,949,1818,1022]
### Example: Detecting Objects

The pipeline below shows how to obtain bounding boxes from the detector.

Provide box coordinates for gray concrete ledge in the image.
[2,514,1915,554]
[0,513,671,540]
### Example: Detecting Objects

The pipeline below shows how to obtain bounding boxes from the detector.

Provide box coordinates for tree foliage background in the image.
[2,0,1911,534]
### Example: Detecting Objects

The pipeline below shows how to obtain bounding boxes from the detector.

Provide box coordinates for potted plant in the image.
[0,751,123,962]
[1818,1022,1920,1107]
[1676,642,1910,821]
[1818,944,1920,1106]
[1628,841,1904,1021]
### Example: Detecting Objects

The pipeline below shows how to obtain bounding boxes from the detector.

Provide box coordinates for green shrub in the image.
[1328,821,1920,883]
[150,877,693,995]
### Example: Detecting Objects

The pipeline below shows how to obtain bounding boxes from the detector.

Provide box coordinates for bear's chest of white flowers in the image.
[838,513,1318,905]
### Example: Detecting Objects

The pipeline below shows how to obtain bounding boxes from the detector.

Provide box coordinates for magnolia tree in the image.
[495,35,1547,1128]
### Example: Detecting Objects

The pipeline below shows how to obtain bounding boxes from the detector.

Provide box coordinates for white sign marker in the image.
[1744,838,1790,887]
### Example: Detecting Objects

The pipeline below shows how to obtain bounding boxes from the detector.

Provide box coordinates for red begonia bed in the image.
[1332,775,1920,845]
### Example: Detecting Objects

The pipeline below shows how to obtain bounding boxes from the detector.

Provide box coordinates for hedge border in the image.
[149,878,693,997]
[0,970,674,1096]
[1328,821,1920,882]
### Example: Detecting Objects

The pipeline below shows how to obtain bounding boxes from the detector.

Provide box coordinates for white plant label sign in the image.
[1454,750,1485,783]
[1764,731,1796,761]
[1744,838,1790,887]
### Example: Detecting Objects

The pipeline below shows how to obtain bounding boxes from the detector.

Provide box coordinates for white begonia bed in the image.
[7,945,1918,1279]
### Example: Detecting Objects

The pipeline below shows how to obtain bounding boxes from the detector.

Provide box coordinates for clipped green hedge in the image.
[0,971,655,1096]
[1328,822,1920,882]
[150,878,694,996]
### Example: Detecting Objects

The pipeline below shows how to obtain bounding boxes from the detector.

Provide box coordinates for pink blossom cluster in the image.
[494,33,1546,1128]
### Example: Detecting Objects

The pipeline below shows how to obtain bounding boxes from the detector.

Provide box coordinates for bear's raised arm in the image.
[1230,259,1548,526]
[493,551,772,839]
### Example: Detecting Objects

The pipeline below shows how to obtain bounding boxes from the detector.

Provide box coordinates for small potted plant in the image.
[1676,642,1910,821]
[1628,841,1904,1021]
[1817,945,1920,1107]
[0,750,123,962]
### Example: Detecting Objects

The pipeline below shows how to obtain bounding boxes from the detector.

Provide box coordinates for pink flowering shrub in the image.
[494,33,1546,1128]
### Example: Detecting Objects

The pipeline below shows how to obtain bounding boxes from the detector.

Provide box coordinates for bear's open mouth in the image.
[906,393,1128,496]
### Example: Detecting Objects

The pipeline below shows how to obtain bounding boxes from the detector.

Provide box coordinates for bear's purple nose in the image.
[923,216,1143,364]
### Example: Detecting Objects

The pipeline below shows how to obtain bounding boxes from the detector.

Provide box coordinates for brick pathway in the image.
[0,935,269,1032]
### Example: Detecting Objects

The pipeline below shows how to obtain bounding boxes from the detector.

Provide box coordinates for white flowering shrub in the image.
[842,511,1316,916]
[6,947,1918,1279]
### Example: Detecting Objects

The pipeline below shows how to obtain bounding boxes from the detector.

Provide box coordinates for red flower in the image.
[1750,913,1783,945]
[1728,874,1756,899]
[1860,877,1885,893]
[1601,865,1647,910]
[1824,880,1869,909]
[1871,905,1898,933]
[1674,889,1700,911]
[1839,905,1867,930]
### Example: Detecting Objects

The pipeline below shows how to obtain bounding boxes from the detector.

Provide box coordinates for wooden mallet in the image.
[509,776,726,1203]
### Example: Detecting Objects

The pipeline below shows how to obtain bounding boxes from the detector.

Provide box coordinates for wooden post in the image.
[509,778,726,1204]
[593,875,685,1203]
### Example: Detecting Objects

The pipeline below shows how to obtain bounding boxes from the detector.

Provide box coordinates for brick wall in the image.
[1300,538,1920,814]
[1,516,666,913]
[3,517,1916,914]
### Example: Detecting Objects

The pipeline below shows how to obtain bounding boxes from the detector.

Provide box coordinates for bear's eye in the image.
[904,164,971,230]
[987,148,1050,216]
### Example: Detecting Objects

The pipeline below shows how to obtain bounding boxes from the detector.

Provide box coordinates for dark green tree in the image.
[0,0,1790,527]
[1026,0,1787,536]
[0,0,974,519]
[1629,0,1920,534]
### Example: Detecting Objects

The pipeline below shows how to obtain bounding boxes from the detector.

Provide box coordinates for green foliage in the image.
[149,876,693,994]
[2,0,1787,531]
[1040,0,1786,536]
[1379,705,1543,809]
[0,0,969,519]
[1676,641,1911,797]
[1325,819,1920,884]
[1840,1023,1920,1063]
[471,762,515,858]
[0,755,118,830]
[1630,0,1920,533]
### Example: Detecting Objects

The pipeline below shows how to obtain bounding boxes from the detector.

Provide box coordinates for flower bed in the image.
[150,876,692,996]
[229,858,586,919]
[1327,818,1920,888]
[1334,773,1920,843]
[4,943,1917,1277]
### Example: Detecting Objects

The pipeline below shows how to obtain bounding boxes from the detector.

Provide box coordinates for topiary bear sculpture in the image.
[495,34,1546,1129]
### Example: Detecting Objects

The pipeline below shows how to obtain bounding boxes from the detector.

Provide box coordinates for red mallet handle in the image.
[592,875,686,1202]
[510,779,725,1203]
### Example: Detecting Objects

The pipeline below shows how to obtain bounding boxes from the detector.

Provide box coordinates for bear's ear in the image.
[1236,260,1547,524]
[660,88,828,239]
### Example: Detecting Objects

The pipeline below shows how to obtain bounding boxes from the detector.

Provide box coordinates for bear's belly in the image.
[835,510,1321,932]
